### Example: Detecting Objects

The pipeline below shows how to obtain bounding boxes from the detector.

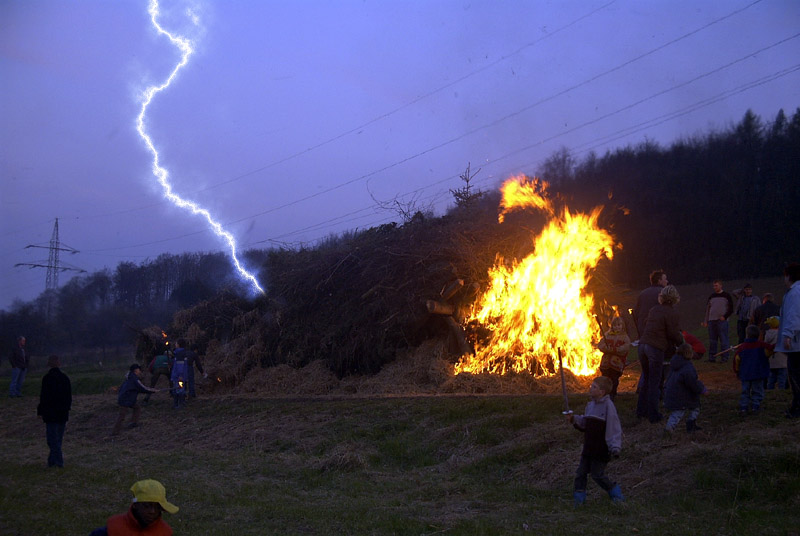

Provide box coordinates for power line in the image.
[80,0,776,254]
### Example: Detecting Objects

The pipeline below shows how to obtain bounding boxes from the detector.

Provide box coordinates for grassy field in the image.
[1,358,799,536]
[1,276,796,535]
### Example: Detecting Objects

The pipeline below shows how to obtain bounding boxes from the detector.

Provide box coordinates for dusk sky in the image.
[2,0,798,309]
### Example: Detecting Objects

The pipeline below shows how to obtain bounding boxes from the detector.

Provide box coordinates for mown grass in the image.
[1,363,799,535]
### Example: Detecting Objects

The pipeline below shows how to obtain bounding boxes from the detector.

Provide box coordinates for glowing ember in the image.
[455,176,616,377]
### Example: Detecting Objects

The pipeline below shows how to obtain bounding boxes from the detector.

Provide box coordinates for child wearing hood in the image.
[664,343,707,433]
[597,316,631,400]
[733,324,773,414]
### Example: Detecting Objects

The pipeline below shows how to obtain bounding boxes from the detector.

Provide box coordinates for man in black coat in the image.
[37,355,72,468]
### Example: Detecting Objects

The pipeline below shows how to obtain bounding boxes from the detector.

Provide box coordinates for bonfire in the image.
[456,176,617,377]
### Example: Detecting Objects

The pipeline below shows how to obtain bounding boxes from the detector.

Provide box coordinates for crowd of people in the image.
[575,262,800,506]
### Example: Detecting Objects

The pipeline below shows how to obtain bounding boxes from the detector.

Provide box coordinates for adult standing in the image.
[636,285,684,423]
[633,270,668,340]
[733,284,759,345]
[632,270,668,395]
[8,335,28,398]
[36,355,72,468]
[185,343,207,399]
[753,293,781,339]
[702,280,734,363]
[776,263,800,419]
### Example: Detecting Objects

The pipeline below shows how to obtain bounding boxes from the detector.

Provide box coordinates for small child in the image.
[567,376,624,505]
[764,316,788,390]
[663,343,706,433]
[597,316,631,400]
[733,325,773,415]
[170,352,188,409]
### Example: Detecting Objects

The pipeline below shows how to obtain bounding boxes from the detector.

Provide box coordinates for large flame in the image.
[455,176,615,376]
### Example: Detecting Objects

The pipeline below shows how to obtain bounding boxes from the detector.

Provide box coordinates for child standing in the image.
[764,316,788,389]
[733,325,773,415]
[170,349,188,409]
[663,343,706,433]
[567,376,624,505]
[598,316,631,400]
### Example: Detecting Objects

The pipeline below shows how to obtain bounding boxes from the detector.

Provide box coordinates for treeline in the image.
[2,108,798,373]
[0,251,267,357]
[541,108,800,285]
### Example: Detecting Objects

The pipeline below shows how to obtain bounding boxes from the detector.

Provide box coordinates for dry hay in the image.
[218,337,596,397]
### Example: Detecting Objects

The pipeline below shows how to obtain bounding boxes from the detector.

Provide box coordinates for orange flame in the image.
[455,175,616,377]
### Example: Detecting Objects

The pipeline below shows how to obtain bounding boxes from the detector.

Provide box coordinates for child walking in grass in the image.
[567,376,624,505]
[663,343,706,434]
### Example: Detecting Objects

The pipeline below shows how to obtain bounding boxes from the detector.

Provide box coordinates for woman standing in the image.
[637,285,684,423]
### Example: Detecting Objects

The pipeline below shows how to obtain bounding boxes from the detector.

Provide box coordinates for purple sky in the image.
[2,0,799,309]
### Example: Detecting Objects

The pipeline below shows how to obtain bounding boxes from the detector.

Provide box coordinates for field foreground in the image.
[1,359,799,536]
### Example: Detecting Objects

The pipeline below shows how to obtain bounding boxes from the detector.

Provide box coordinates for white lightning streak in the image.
[136,0,264,294]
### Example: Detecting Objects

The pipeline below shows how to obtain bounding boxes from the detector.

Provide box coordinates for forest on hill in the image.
[2,108,798,377]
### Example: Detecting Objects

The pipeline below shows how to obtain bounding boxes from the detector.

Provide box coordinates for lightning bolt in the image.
[136,0,264,295]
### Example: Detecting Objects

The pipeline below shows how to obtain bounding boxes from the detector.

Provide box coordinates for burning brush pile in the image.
[165,175,626,396]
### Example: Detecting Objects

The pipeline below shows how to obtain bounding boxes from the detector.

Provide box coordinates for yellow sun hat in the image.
[130,479,179,514]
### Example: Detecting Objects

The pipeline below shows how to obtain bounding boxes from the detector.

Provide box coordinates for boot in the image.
[608,484,624,503]
[573,490,586,506]
[686,419,702,432]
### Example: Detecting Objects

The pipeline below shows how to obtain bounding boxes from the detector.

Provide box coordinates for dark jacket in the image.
[117,372,155,408]
[9,345,28,369]
[639,304,683,352]
[572,396,622,461]
[664,354,705,410]
[634,285,662,338]
[734,338,772,381]
[37,367,72,423]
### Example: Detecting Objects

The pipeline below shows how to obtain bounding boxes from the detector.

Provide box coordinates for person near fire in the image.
[776,262,800,419]
[170,340,189,409]
[637,285,684,423]
[753,293,781,340]
[733,324,772,415]
[8,335,29,398]
[112,364,158,435]
[567,376,624,505]
[143,350,172,405]
[597,316,630,400]
[37,355,72,467]
[89,479,179,536]
[185,343,207,399]
[701,280,734,363]
[733,283,760,345]
[663,343,706,434]
[764,316,788,390]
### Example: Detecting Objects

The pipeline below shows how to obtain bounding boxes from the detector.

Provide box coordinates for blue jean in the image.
[636,343,664,422]
[665,408,700,431]
[9,367,27,397]
[574,454,614,492]
[767,368,788,389]
[740,379,765,410]
[45,422,66,467]
[707,320,730,361]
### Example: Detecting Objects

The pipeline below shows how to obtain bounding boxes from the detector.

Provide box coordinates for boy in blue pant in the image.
[733,325,773,415]
[567,376,624,505]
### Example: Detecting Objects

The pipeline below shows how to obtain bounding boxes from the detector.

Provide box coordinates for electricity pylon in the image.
[15,218,85,317]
